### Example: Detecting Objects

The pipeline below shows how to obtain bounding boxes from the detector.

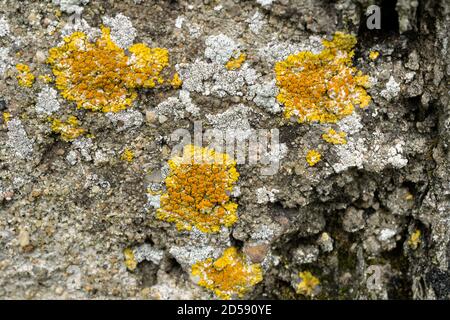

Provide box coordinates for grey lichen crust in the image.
[102,13,136,49]
[0,0,449,300]
[36,86,60,115]
[6,119,34,159]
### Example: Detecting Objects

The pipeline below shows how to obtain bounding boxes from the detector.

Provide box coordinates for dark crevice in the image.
[164,255,183,274]
[135,261,159,287]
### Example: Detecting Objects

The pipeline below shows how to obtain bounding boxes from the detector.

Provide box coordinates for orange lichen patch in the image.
[369,50,380,60]
[226,52,246,70]
[121,148,134,162]
[191,247,263,299]
[306,149,321,166]
[296,271,320,297]
[322,128,347,145]
[49,116,85,141]
[170,72,183,88]
[156,145,239,233]
[275,32,371,123]
[16,63,35,87]
[47,27,169,113]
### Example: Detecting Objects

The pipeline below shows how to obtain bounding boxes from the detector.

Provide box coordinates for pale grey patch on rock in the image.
[256,186,279,204]
[365,132,408,170]
[187,22,202,39]
[36,86,60,115]
[154,90,199,120]
[256,0,274,8]
[0,16,10,37]
[133,244,164,265]
[66,150,79,165]
[146,192,161,209]
[6,119,34,159]
[259,37,323,65]
[177,35,259,97]
[378,228,397,242]
[380,76,401,101]
[204,34,239,65]
[0,47,12,75]
[106,109,144,132]
[247,79,281,113]
[175,16,185,29]
[206,104,253,141]
[169,245,219,268]
[251,224,281,242]
[93,149,109,166]
[332,137,366,173]
[52,0,89,14]
[149,271,205,299]
[73,137,93,162]
[333,133,408,173]
[102,13,136,49]
[60,17,99,40]
[293,245,319,264]
[247,11,265,34]
[177,61,259,97]
[337,113,363,135]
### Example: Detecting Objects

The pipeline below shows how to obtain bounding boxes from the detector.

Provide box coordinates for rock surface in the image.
[0,0,449,300]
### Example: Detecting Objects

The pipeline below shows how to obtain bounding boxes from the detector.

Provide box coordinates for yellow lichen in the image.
[16,63,35,87]
[3,112,11,124]
[170,72,183,89]
[306,149,321,166]
[123,248,137,271]
[275,32,371,123]
[191,247,263,300]
[369,50,380,60]
[50,116,85,141]
[322,128,347,145]
[47,26,169,113]
[121,148,135,162]
[296,271,320,297]
[156,145,239,233]
[408,229,421,250]
[226,52,246,70]
[127,43,168,87]
[38,74,54,83]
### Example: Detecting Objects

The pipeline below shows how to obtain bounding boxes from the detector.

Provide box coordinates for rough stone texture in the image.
[0,0,449,300]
